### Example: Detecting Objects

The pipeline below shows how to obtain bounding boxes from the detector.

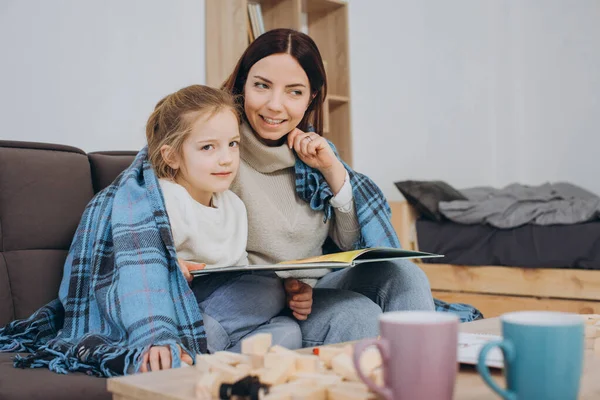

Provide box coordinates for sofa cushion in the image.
[88,151,138,193]
[0,142,93,251]
[0,256,12,327]
[0,353,109,400]
[5,250,68,320]
[0,141,94,324]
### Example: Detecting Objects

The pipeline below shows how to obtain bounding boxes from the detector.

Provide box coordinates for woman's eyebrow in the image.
[253,75,307,88]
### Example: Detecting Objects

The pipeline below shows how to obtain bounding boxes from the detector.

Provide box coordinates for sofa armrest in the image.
[389,201,420,251]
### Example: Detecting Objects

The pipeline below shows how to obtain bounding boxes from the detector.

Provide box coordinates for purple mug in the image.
[353,311,459,400]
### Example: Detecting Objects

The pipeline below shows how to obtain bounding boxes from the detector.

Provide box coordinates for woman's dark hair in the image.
[222,28,327,135]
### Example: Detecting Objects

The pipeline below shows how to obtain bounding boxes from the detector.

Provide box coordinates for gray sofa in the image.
[0,140,137,400]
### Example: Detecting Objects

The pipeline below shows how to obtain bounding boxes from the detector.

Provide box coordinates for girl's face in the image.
[163,109,240,206]
[243,53,312,145]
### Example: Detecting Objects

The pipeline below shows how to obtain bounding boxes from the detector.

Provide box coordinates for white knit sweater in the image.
[159,179,249,267]
[231,122,360,282]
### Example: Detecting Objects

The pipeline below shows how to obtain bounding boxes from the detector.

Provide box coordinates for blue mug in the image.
[477,311,584,400]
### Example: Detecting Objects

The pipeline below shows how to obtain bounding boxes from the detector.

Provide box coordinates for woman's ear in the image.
[160,144,180,171]
[307,92,318,109]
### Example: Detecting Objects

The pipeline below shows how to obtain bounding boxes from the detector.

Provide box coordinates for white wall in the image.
[2,1,599,197]
[349,0,600,199]
[0,0,205,152]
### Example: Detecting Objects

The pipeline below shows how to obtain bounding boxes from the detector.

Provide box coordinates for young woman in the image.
[222,29,436,347]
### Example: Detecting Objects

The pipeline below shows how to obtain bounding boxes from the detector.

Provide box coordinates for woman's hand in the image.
[140,344,193,372]
[284,278,313,321]
[287,128,346,194]
[178,258,206,283]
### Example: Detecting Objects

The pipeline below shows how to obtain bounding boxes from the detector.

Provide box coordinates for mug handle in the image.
[476,340,516,400]
[353,338,393,400]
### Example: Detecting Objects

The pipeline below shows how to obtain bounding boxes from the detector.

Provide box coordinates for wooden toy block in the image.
[290,385,327,400]
[313,346,345,368]
[289,372,342,386]
[269,381,306,394]
[327,386,377,400]
[241,333,272,355]
[265,353,298,369]
[295,354,321,373]
[342,344,354,356]
[330,381,371,393]
[249,354,265,369]
[235,363,252,375]
[285,379,314,388]
[331,353,359,382]
[262,390,293,400]
[261,358,296,386]
[270,345,300,356]
[194,385,211,400]
[355,347,382,376]
[197,355,245,384]
[195,371,223,399]
[370,367,384,387]
[213,351,251,366]
[196,354,234,371]
[251,367,268,381]
[195,354,211,374]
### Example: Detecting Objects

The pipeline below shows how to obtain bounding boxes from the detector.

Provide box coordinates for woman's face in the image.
[243,53,312,145]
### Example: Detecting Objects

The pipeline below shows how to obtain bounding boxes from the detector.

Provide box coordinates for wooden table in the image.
[107,317,600,399]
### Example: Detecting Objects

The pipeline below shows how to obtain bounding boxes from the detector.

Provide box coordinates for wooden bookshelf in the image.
[205,0,353,165]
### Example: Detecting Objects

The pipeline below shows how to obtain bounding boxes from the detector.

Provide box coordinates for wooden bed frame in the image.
[389,201,600,318]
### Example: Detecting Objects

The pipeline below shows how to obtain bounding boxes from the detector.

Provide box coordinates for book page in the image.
[279,249,369,265]
[458,332,504,369]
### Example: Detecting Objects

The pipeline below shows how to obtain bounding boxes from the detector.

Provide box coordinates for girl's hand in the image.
[287,128,346,194]
[178,258,206,283]
[140,344,193,372]
[284,278,313,321]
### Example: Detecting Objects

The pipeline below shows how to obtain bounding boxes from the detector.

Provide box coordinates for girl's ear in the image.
[160,144,180,171]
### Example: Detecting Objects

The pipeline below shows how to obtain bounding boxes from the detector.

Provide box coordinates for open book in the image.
[458,332,504,369]
[190,247,442,276]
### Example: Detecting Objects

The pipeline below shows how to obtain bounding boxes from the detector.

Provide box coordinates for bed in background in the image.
[389,200,600,318]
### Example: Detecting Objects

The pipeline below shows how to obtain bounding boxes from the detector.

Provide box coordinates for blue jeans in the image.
[299,259,434,347]
[192,271,302,353]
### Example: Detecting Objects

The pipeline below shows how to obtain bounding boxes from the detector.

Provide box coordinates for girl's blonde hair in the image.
[146,84,239,179]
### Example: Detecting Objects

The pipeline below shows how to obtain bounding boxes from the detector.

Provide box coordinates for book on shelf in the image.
[247,2,265,42]
[246,5,255,42]
[190,247,442,276]
[255,3,265,35]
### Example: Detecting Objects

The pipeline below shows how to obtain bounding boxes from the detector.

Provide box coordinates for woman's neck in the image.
[239,121,297,173]
[255,134,287,147]
[243,117,289,147]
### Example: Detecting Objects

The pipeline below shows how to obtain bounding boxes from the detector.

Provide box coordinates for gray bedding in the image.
[439,182,600,229]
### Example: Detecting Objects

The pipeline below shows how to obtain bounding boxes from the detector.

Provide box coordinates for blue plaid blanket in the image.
[0,148,206,376]
[294,144,483,323]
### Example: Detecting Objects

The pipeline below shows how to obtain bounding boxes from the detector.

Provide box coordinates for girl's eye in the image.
[229,141,240,148]
[254,82,268,89]
[201,144,214,151]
